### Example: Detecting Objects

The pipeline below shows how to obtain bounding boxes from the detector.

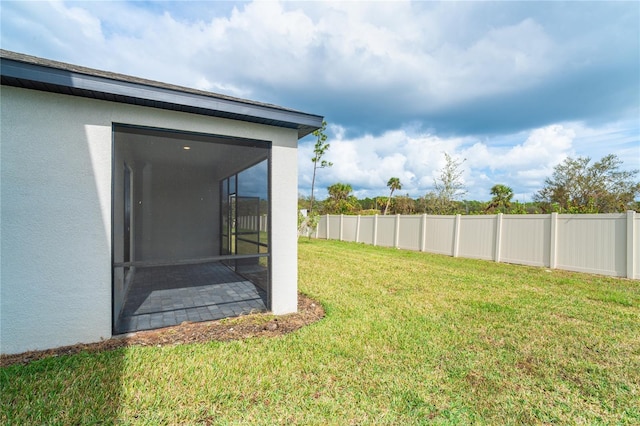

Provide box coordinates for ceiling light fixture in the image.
[183,146,191,150]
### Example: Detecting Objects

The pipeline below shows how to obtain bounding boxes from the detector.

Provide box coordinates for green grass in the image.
[2,239,639,424]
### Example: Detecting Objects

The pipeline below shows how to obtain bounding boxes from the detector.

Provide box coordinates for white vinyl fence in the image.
[237,214,268,232]
[315,212,640,279]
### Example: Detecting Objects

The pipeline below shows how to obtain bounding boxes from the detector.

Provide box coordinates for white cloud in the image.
[300,124,579,201]
[424,18,554,106]
[1,1,563,108]
[463,125,574,170]
[2,1,637,201]
[460,125,575,198]
[569,120,640,168]
[299,118,640,200]
[50,0,104,42]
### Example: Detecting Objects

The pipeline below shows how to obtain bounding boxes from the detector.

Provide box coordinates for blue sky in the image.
[2,1,638,201]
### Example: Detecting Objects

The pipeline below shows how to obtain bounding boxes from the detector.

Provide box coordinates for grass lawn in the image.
[2,239,639,424]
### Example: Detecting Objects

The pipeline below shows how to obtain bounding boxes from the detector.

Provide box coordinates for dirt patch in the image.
[1,293,324,367]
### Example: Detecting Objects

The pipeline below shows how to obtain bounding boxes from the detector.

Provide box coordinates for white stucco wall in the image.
[0,86,299,354]
[270,132,299,315]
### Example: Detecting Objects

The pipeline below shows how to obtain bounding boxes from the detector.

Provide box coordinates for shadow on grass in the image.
[0,292,326,424]
[1,348,126,424]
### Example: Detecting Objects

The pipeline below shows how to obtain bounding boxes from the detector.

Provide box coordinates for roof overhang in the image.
[0,50,323,139]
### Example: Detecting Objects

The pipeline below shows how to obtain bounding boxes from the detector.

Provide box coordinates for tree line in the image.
[302,122,640,219]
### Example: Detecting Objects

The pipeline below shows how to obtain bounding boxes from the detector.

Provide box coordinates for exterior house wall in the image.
[270,137,299,314]
[1,86,299,354]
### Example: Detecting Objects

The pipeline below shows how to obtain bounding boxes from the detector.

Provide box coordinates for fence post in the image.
[355,215,361,243]
[420,214,427,252]
[339,214,344,241]
[627,210,636,279]
[453,214,461,257]
[494,213,503,262]
[394,214,401,248]
[373,214,378,246]
[549,212,558,269]
[325,214,330,240]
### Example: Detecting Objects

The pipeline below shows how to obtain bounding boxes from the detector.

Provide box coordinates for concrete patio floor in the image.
[116,262,267,334]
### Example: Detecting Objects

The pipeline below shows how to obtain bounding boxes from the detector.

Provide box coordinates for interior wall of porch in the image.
[134,163,219,262]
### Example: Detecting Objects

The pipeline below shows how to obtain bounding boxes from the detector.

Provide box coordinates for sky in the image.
[2,0,638,202]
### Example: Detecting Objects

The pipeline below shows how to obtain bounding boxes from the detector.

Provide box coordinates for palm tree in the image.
[327,182,353,202]
[326,182,356,214]
[384,177,402,215]
[489,184,514,213]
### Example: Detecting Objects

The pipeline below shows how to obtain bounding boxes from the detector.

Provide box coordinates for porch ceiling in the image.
[116,126,269,178]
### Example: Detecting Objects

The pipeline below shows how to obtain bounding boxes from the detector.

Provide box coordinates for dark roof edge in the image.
[0,50,323,139]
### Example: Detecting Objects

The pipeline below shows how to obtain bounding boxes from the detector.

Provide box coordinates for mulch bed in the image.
[1,293,325,367]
